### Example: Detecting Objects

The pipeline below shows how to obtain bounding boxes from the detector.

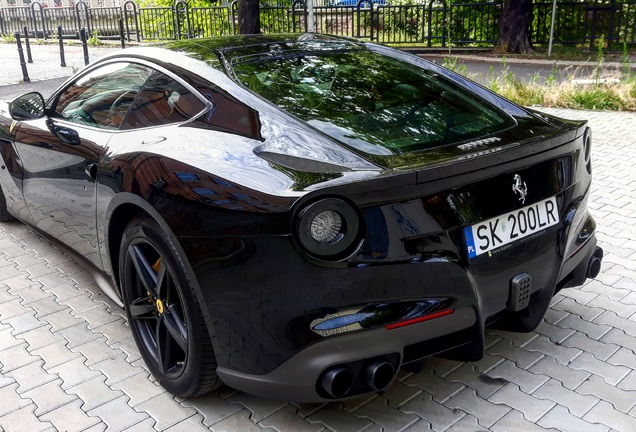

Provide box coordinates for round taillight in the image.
[296,198,362,259]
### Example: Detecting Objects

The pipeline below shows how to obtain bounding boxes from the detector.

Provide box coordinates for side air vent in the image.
[258,152,352,173]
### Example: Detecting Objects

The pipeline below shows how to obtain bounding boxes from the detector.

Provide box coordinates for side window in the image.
[54,62,154,130]
[120,71,206,130]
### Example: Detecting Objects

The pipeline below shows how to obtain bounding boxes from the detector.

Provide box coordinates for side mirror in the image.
[9,92,45,121]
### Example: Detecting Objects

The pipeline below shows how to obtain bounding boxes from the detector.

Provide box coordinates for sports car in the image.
[0,33,602,402]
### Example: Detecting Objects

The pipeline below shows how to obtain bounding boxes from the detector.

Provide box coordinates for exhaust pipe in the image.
[320,367,353,398]
[361,360,395,392]
[587,246,603,279]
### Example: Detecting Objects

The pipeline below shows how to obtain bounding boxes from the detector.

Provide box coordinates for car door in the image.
[13,62,154,269]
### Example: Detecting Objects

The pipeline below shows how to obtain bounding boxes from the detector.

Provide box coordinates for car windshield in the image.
[232,50,514,155]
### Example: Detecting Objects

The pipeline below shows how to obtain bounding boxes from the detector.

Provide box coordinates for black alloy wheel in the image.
[120,215,220,397]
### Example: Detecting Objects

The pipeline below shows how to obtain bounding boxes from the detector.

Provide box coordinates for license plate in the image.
[464,196,559,258]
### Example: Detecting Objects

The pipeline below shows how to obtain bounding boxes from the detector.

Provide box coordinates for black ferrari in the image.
[0,33,601,401]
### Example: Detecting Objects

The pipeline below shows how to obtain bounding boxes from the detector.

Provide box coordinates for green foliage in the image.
[2,34,16,44]
[88,31,103,46]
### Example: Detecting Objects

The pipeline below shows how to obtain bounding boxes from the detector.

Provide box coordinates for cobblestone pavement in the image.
[0,104,636,431]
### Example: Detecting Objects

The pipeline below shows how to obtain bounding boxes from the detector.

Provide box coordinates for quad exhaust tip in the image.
[321,367,353,399]
[587,247,603,279]
[321,360,396,398]
[361,360,395,391]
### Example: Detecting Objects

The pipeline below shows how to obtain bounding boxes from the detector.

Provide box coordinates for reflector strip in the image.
[385,309,454,330]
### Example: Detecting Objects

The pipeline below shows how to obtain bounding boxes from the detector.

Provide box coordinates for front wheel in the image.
[119,215,221,397]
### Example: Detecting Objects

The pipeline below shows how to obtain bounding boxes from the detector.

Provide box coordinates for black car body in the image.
[0,34,601,402]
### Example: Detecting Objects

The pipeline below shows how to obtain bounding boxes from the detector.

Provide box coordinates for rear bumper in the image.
[217,306,477,402]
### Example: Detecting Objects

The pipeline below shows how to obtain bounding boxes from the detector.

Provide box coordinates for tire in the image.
[119,215,221,397]
[0,185,15,222]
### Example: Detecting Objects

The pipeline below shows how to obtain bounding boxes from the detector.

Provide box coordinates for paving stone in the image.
[425,356,463,377]
[543,306,569,325]
[444,387,511,427]
[180,393,243,427]
[71,337,122,367]
[487,329,537,347]
[354,395,418,431]
[40,399,101,432]
[163,415,210,432]
[486,359,549,394]
[91,352,149,386]
[258,405,325,432]
[3,311,46,335]
[110,336,142,363]
[88,395,150,432]
[607,347,636,369]
[446,414,490,432]
[136,393,197,431]
[529,356,591,390]
[121,417,157,431]
[73,305,122,330]
[600,328,636,352]
[535,320,576,344]
[67,375,124,412]
[584,400,636,432]
[401,418,433,432]
[491,409,557,432]
[94,319,134,346]
[4,360,57,394]
[562,331,620,361]
[0,403,53,432]
[486,339,544,369]
[56,322,102,348]
[444,363,506,399]
[618,370,636,391]
[589,296,636,319]
[381,380,422,408]
[228,392,288,423]
[594,311,636,337]
[523,334,582,365]
[43,308,88,333]
[403,368,464,402]
[0,298,35,322]
[490,383,557,424]
[0,327,23,351]
[577,375,636,413]
[0,343,41,373]
[211,410,276,432]
[49,357,102,390]
[538,405,610,432]
[15,283,52,305]
[551,297,606,322]
[555,287,599,305]
[582,280,630,302]
[568,353,631,386]
[110,372,165,408]
[22,379,78,416]
[400,390,468,430]
[57,293,101,315]
[471,353,506,374]
[33,340,83,371]
[533,378,599,417]
[558,314,612,340]
[0,383,32,416]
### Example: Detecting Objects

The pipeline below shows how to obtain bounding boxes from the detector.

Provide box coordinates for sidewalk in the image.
[1,42,120,86]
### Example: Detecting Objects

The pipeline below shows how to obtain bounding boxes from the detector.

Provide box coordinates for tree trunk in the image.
[496,0,533,54]
[238,0,260,34]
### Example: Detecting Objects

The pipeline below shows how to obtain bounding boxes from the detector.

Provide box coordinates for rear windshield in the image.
[232,50,514,156]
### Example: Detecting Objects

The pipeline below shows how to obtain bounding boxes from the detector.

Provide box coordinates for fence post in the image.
[15,32,30,83]
[79,27,89,65]
[23,26,33,64]
[119,18,126,48]
[58,25,66,67]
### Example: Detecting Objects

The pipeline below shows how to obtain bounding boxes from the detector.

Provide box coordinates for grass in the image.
[444,42,636,111]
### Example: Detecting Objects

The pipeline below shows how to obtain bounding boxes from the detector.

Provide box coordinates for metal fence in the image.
[1,0,635,48]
